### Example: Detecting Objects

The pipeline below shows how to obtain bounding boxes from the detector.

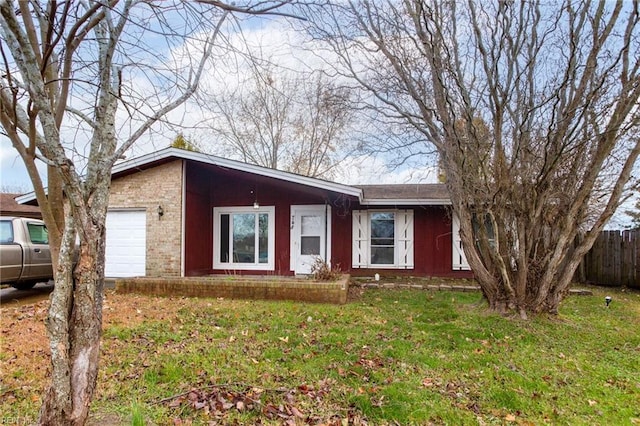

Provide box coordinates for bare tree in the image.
[0,1,291,424]
[288,72,354,178]
[626,199,640,230]
[304,1,640,317]
[208,59,354,179]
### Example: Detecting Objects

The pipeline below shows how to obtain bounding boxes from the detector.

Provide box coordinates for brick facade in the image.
[109,160,183,277]
[116,275,349,304]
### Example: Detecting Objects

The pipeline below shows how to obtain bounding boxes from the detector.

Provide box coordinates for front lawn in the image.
[1,286,639,425]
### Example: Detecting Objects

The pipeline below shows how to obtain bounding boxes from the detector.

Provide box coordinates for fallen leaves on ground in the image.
[164,380,368,425]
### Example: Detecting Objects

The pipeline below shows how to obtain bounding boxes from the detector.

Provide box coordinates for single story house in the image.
[19,148,473,279]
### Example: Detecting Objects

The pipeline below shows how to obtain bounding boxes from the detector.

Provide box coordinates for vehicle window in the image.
[0,220,13,244]
[27,223,49,244]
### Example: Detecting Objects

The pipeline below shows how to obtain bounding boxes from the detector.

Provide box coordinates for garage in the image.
[105,209,146,277]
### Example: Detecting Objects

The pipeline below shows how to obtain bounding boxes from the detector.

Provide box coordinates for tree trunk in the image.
[39,218,105,426]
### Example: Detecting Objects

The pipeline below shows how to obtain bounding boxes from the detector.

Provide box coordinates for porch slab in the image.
[115,275,350,304]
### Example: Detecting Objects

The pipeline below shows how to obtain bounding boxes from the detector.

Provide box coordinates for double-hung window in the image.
[370,212,395,265]
[213,206,275,270]
[352,209,414,269]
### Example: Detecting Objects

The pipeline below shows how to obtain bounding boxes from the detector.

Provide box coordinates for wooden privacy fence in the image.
[581,230,639,288]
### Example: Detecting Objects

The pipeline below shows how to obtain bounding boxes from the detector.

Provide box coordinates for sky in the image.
[0,140,438,190]
[0,10,438,193]
[0,139,42,193]
[0,5,636,227]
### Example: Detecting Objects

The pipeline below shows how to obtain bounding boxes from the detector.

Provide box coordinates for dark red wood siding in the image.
[184,164,213,275]
[345,205,473,279]
[184,160,473,279]
[184,161,358,276]
[414,206,472,277]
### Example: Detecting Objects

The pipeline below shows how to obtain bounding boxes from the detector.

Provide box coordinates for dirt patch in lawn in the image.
[0,291,212,414]
[0,282,425,409]
[1,289,362,424]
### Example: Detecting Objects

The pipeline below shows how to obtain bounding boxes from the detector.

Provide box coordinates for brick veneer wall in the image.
[109,160,183,277]
[116,275,350,304]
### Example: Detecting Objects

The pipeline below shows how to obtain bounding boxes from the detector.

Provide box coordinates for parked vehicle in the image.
[0,216,53,290]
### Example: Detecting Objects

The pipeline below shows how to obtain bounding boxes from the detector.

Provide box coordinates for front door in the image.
[290,205,331,275]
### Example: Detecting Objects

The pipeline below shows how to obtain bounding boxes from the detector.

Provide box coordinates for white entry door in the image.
[105,209,146,277]
[290,205,331,275]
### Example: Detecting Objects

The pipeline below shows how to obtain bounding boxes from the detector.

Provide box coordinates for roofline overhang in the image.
[117,148,363,198]
[16,147,364,204]
[15,192,36,204]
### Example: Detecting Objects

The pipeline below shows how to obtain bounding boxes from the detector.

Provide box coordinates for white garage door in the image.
[105,210,146,277]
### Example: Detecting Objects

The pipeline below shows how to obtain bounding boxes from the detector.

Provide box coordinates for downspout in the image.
[180,160,186,277]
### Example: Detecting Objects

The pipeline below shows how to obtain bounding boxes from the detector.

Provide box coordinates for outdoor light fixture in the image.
[605,296,612,308]
[157,205,164,219]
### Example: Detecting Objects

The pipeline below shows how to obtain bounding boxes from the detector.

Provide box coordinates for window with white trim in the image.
[352,209,414,269]
[213,206,275,270]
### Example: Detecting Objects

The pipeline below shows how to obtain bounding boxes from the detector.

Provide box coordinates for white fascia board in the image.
[14,193,34,204]
[361,198,452,206]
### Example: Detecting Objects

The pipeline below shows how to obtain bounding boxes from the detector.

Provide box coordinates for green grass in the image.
[4,286,640,425]
[130,402,145,426]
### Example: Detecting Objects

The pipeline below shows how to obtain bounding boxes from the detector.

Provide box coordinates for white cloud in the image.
[333,154,438,185]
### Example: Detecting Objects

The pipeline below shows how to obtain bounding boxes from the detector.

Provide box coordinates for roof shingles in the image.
[354,184,449,202]
[0,193,42,218]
